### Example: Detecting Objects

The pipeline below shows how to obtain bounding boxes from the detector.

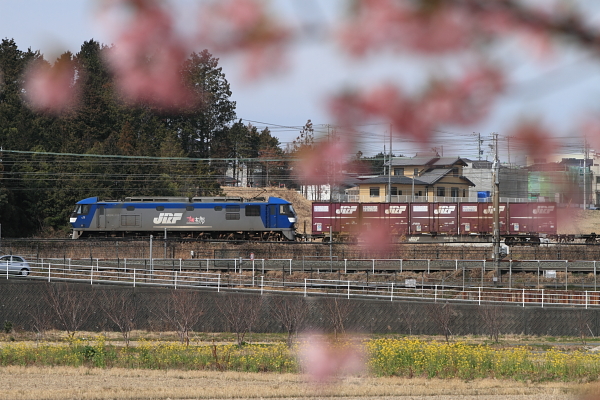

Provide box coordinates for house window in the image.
[451,187,459,197]
[452,167,459,177]
[414,168,419,176]
[394,168,404,176]
[370,187,380,197]
[391,186,398,196]
[437,187,446,197]
[596,176,600,184]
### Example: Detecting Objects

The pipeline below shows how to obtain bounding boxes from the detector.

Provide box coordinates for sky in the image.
[2,0,600,161]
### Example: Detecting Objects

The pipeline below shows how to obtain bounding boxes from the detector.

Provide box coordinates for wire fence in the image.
[6,258,600,309]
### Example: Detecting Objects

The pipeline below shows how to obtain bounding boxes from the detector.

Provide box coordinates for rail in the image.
[5,260,600,309]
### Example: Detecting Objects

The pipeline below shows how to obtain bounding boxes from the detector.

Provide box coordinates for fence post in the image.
[478,287,481,306]
[509,260,512,289]
[90,262,93,285]
[586,291,589,309]
[48,262,50,282]
[347,281,350,299]
[218,274,221,292]
[345,259,347,274]
[174,270,177,290]
[372,259,375,274]
[522,288,525,307]
[541,289,544,308]
[304,279,307,297]
[133,269,136,287]
[427,259,430,274]
[289,259,292,275]
[595,261,597,291]
[435,285,437,303]
[261,276,264,295]
[390,282,394,301]
[537,260,540,287]
[262,259,265,275]
[481,260,485,287]
[400,259,403,273]
[252,259,255,287]
[179,258,182,273]
[455,259,458,271]
[565,260,568,291]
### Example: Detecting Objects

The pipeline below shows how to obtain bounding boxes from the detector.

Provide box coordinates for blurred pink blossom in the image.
[357,219,394,255]
[338,0,475,55]
[101,0,194,109]
[510,120,558,163]
[23,58,79,114]
[297,333,365,385]
[293,139,352,186]
[329,66,504,144]
[196,0,290,79]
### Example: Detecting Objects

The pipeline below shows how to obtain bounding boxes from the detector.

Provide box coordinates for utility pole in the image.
[492,133,501,275]
[388,125,392,203]
[584,138,588,210]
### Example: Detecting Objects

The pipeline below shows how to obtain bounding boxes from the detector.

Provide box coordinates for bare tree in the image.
[216,293,262,347]
[322,297,354,339]
[153,290,205,346]
[27,300,54,342]
[427,302,456,343]
[269,295,308,347]
[45,283,95,340]
[478,304,504,343]
[574,309,594,345]
[397,302,418,335]
[99,289,138,347]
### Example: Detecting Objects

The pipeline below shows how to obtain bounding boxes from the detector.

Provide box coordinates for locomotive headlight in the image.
[288,217,297,223]
[70,217,77,223]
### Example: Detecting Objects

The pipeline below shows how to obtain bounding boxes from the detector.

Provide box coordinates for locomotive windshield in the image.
[280,204,295,217]
[72,204,91,215]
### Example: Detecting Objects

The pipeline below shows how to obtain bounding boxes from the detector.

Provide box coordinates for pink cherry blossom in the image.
[101,0,194,109]
[293,138,352,186]
[297,333,365,385]
[510,120,558,164]
[196,0,290,80]
[23,58,79,114]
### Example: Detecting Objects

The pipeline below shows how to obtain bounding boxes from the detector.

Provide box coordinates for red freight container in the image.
[458,202,507,235]
[432,203,459,234]
[409,203,432,234]
[382,203,410,236]
[508,202,557,235]
[312,202,360,236]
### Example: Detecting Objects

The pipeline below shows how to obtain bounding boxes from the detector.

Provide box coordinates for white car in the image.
[0,255,31,276]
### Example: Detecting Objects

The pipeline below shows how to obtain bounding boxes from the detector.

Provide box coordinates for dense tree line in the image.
[0,39,286,237]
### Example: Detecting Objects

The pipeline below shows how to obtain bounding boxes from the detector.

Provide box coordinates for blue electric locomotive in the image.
[70,196,297,240]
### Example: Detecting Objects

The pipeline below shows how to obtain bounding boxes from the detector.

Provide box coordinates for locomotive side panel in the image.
[71,196,296,240]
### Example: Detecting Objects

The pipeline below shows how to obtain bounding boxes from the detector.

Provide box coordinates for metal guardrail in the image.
[5,260,600,309]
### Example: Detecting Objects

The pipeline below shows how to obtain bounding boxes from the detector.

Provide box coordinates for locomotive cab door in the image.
[268,205,278,228]
[97,206,105,229]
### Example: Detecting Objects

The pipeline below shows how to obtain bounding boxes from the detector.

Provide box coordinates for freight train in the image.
[311,201,558,245]
[70,196,297,240]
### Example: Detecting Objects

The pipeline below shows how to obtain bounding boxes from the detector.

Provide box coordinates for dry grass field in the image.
[0,366,584,400]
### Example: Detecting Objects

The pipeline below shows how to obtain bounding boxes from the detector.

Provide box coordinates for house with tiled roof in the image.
[347,153,475,202]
